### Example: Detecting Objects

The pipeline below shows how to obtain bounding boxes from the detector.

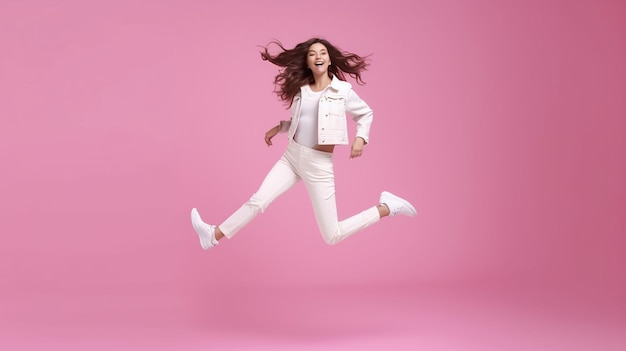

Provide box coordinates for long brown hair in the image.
[260,38,369,106]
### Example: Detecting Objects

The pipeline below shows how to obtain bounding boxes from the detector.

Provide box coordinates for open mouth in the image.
[315,61,324,66]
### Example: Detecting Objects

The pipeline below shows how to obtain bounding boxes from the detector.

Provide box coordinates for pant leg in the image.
[219,154,299,238]
[299,147,380,245]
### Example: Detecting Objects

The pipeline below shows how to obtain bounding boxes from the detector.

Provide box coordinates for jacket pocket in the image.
[324,95,346,116]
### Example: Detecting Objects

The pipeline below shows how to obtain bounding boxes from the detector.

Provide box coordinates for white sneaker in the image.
[379,191,417,217]
[191,208,218,250]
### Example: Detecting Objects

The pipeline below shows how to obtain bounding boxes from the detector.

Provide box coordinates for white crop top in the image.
[294,85,327,148]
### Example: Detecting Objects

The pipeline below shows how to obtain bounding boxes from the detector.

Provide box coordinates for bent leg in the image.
[302,153,380,245]
[309,187,380,245]
[219,156,299,238]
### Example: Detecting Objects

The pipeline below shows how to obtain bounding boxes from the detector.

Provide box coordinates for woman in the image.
[191,38,416,249]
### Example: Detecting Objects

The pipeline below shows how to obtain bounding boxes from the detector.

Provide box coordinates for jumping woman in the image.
[191,38,417,249]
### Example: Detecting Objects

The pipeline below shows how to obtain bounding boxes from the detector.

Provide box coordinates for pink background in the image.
[1,0,625,350]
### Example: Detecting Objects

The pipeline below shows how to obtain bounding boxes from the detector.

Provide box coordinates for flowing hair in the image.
[260,38,370,106]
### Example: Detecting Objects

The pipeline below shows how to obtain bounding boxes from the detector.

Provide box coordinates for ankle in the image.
[215,227,225,240]
[377,204,390,217]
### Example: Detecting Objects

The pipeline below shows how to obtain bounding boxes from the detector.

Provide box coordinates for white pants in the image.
[220,139,381,245]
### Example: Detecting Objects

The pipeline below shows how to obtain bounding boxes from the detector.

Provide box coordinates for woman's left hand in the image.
[350,137,365,159]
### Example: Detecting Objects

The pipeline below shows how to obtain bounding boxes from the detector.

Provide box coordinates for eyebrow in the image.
[308,49,328,53]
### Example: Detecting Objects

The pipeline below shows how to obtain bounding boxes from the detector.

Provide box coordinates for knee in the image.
[324,237,340,246]
[321,228,341,246]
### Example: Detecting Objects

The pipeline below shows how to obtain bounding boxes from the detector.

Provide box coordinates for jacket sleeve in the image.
[346,89,373,144]
[278,119,291,133]
[279,94,300,133]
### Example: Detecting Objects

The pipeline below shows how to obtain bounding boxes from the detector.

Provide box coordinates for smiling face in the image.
[306,42,331,75]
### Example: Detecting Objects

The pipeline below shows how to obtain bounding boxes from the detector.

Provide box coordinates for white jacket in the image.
[278,76,373,145]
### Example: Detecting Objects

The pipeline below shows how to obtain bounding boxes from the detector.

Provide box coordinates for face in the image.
[307,42,331,74]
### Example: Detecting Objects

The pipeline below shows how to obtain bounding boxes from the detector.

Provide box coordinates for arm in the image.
[346,90,374,158]
[265,124,280,146]
[265,119,291,146]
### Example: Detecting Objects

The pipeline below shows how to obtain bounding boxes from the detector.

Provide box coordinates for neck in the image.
[311,74,332,91]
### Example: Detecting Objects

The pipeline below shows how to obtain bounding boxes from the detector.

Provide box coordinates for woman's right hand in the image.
[265,125,280,146]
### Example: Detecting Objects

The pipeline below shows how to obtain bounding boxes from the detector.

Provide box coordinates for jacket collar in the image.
[328,75,352,92]
[300,75,352,94]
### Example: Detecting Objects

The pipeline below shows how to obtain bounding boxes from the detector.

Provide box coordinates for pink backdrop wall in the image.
[1,0,625,330]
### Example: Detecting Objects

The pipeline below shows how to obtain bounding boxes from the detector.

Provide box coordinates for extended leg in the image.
[219,156,299,238]
[191,156,299,250]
